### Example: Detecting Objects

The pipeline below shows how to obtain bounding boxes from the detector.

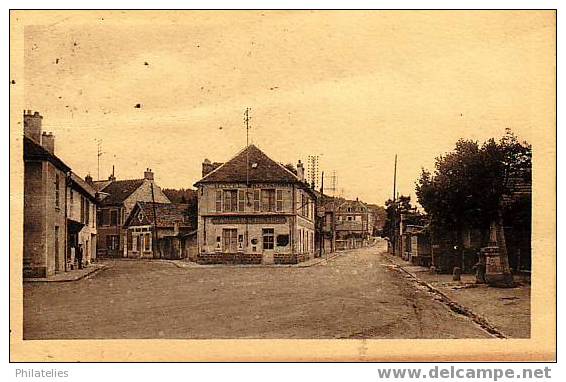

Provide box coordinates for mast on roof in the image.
[244,108,251,186]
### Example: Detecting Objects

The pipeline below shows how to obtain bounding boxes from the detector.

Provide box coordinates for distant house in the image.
[91,169,170,258]
[124,202,196,260]
[334,198,372,250]
[194,144,317,265]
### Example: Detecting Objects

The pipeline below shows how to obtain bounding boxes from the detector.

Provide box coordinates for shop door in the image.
[222,229,238,253]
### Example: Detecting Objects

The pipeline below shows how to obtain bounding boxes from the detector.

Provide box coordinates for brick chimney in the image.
[108,165,116,182]
[85,174,93,184]
[41,131,55,154]
[297,160,305,182]
[144,168,154,181]
[23,110,43,143]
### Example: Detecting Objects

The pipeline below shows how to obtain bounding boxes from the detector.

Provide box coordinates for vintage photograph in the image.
[10,10,555,360]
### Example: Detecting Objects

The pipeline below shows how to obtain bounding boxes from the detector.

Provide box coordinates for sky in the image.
[20,11,554,205]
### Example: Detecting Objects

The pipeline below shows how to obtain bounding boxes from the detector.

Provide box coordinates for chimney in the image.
[202,159,214,177]
[144,168,154,181]
[41,132,55,154]
[23,110,43,143]
[85,174,93,184]
[108,165,116,182]
[297,160,305,182]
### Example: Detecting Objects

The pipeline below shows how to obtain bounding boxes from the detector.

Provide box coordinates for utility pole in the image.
[96,139,104,181]
[391,154,398,256]
[244,108,251,187]
[150,180,159,259]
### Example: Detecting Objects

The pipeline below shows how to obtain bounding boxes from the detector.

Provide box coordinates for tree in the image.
[416,129,531,284]
[381,195,414,253]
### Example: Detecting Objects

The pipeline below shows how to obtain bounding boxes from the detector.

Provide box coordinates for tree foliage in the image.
[415,129,531,233]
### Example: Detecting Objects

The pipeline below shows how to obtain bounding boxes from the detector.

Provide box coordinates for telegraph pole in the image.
[244,108,251,187]
[391,154,398,255]
[96,139,104,180]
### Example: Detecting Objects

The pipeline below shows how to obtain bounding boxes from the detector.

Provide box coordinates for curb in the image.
[383,254,508,339]
[170,249,350,269]
[24,264,109,283]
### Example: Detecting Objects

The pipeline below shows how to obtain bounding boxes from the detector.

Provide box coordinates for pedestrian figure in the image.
[77,244,84,270]
[474,252,486,284]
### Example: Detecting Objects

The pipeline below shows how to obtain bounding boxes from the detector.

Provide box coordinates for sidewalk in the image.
[383,254,530,338]
[24,263,108,282]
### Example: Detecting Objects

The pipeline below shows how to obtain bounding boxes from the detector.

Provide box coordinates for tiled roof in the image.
[128,202,194,228]
[99,179,145,206]
[194,145,301,185]
[23,135,70,172]
[69,172,97,200]
[91,179,112,192]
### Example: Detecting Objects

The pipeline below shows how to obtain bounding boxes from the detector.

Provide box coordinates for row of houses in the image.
[22,111,380,277]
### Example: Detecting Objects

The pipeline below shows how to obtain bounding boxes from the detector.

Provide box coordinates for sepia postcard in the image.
[9,9,556,362]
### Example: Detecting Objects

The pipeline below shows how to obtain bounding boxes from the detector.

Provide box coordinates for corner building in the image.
[194,145,317,265]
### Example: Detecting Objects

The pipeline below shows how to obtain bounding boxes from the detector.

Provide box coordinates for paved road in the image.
[23,242,490,339]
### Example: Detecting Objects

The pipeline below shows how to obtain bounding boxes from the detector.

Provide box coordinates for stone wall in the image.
[197,252,262,265]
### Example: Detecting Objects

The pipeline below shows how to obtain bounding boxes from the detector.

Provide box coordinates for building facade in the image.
[334,199,371,250]
[123,202,196,259]
[194,145,317,265]
[92,169,171,258]
[67,172,98,267]
[23,112,70,278]
[23,110,98,278]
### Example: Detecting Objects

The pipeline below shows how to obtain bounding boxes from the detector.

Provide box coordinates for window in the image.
[223,190,238,212]
[215,190,222,212]
[253,189,260,211]
[107,235,119,250]
[276,190,283,212]
[261,189,275,212]
[85,199,90,225]
[300,194,305,216]
[70,190,74,214]
[238,190,245,212]
[80,196,85,222]
[262,228,274,250]
[347,216,353,221]
[110,210,118,226]
[276,234,289,247]
[55,174,60,208]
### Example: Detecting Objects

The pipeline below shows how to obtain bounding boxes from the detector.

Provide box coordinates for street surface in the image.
[24,242,491,339]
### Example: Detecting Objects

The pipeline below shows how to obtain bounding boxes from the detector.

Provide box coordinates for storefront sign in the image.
[211,216,287,225]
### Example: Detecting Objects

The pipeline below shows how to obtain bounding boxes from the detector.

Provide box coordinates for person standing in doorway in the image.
[77,243,84,270]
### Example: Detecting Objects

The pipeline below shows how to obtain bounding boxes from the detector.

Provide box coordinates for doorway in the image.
[222,229,238,253]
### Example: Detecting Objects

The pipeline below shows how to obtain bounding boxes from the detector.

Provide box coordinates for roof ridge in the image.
[197,145,251,183]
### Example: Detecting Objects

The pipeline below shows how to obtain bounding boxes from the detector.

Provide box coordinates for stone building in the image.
[67,172,98,267]
[23,110,98,277]
[123,202,196,260]
[91,169,170,258]
[23,111,70,277]
[334,198,372,250]
[194,145,317,265]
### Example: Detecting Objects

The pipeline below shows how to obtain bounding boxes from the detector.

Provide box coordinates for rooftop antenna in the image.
[244,108,251,186]
[95,139,104,181]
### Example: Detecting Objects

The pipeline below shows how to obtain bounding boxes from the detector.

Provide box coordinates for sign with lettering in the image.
[211,216,287,225]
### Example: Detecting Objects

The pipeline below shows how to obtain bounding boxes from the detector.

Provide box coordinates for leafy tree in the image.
[415,129,531,284]
[381,195,414,246]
